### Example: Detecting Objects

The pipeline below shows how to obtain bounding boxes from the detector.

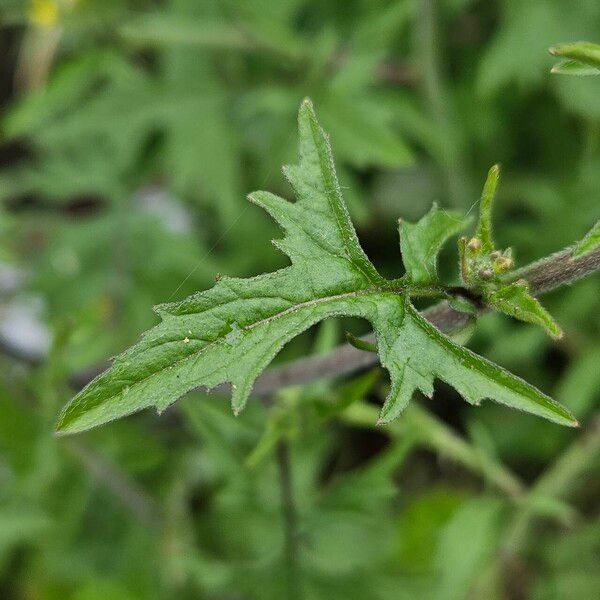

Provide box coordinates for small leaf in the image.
[475,164,501,253]
[346,332,377,353]
[549,41,600,70]
[447,296,479,316]
[400,204,469,284]
[551,59,600,77]
[486,280,563,339]
[573,220,600,257]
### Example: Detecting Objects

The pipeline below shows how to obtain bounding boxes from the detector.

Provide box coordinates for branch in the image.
[228,243,600,399]
[2,242,599,396]
[507,244,600,294]
[343,401,525,498]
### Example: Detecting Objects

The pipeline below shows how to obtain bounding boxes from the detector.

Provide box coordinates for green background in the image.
[0,1,598,598]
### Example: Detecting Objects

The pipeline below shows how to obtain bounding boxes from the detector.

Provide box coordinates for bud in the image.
[467,237,482,251]
[494,256,513,271]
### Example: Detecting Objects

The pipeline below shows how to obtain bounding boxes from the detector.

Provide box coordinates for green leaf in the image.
[375,298,573,425]
[485,281,563,340]
[447,296,478,316]
[345,332,377,353]
[549,41,600,73]
[476,6,596,94]
[551,59,600,76]
[57,100,577,434]
[475,164,501,254]
[573,220,600,257]
[399,204,469,284]
[459,165,517,289]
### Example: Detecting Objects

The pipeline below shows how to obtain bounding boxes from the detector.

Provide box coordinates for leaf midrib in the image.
[61,285,405,427]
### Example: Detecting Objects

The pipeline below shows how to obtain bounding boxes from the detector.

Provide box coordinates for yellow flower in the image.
[29,0,59,28]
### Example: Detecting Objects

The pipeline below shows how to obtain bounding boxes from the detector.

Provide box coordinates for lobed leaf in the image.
[57,99,385,433]
[57,101,577,435]
[376,297,573,426]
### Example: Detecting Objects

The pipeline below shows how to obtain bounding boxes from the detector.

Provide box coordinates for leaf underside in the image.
[57,100,577,434]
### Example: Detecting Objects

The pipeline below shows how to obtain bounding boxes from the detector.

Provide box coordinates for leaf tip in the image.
[54,412,75,437]
[299,97,315,117]
[489,163,501,178]
[376,406,395,426]
[54,426,67,438]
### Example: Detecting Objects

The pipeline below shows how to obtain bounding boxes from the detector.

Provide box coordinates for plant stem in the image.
[276,440,301,600]
[231,243,600,398]
[1,238,598,394]
[501,413,600,557]
[343,401,525,498]
[506,244,600,294]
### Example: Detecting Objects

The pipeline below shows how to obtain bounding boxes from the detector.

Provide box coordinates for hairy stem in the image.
[238,242,600,398]
[1,238,598,395]
[506,244,600,294]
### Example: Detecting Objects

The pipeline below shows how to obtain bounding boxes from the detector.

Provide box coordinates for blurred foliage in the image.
[0,0,598,598]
